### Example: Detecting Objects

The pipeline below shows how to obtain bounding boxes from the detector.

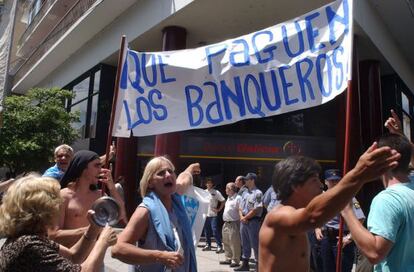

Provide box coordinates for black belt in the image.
[322,227,349,241]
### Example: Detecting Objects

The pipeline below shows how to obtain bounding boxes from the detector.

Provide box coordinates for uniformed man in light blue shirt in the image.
[235,172,263,271]
[263,186,280,212]
[316,169,365,272]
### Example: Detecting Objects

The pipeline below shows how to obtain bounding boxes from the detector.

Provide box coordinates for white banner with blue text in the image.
[113,0,352,137]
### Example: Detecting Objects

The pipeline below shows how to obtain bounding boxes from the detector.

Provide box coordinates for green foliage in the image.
[0,88,79,175]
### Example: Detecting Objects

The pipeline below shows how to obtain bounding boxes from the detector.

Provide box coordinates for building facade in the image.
[5,0,414,215]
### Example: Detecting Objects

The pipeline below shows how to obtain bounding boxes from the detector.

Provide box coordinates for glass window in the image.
[402,92,410,113]
[27,0,44,25]
[93,70,100,92]
[401,92,412,140]
[403,113,411,141]
[70,99,88,138]
[89,93,99,138]
[67,68,104,140]
[72,77,90,104]
[89,71,100,138]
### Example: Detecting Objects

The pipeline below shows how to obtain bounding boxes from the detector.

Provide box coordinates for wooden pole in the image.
[335,79,353,272]
[102,35,127,195]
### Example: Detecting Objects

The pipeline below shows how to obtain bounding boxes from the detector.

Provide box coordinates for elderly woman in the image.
[0,176,117,272]
[112,156,201,272]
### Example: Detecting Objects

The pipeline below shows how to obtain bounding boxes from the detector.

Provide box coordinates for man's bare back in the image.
[259,205,310,272]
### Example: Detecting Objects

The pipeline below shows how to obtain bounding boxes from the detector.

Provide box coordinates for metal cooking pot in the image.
[91,196,120,227]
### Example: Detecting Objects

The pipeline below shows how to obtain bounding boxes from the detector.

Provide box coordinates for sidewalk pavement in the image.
[1,238,255,271]
[105,243,257,272]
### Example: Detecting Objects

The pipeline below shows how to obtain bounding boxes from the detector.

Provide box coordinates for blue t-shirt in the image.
[43,164,64,181]
[368,181,414,271]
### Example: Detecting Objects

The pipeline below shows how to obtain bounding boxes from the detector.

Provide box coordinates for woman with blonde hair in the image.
[112,156,201,272]
[0,175,117,272]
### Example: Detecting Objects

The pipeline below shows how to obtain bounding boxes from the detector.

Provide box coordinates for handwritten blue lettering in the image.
[326,0,349,45]
[282,21,305,58]
[305,12,326,52]
[316,53,333,97]
[229,39,250,67]
[296,58,315,102]
[252,31,277,64]
[244,74,265,117]
[205,43,228,75]
[185,85,204,126]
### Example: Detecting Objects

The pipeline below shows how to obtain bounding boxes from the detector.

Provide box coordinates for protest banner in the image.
[112,0,353,138]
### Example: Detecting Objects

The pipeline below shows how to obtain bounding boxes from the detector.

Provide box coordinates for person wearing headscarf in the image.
[50,150,126,247]
[0,175,117,272]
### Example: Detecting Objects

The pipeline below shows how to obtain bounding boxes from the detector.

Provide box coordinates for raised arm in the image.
[99,144,116,165]
[384,109,404,136]
[100,168,128,224]
[176,163,201,195]
[111,207,183,269]
[385,109,414,165]
[266,143,400,234]
[80,226,117,272]
[59,211,103,263]
[341,204,393,263]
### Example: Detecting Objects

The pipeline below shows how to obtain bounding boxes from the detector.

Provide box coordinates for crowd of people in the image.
[0,110,413,272]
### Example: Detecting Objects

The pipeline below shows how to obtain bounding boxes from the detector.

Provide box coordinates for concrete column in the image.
[154,26,187,167]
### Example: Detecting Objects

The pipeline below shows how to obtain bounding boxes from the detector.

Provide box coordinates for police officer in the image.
[263,185,280,212]
[315,169,365,272]
[235,175,247,196]
[235,173,263,271]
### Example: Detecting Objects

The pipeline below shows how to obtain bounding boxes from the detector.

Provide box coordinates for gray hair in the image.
[54,144,73,157]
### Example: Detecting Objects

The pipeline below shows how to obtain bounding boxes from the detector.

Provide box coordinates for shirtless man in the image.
[51,150,126,247]
[258,143,400,272]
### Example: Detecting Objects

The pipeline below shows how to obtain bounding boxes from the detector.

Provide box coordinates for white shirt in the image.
[206,188,225,217]
[223,194,241,222]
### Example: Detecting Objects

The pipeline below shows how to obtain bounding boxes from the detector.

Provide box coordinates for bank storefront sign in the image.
[138,134,336,163]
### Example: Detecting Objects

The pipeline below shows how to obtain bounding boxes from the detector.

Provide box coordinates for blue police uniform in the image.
[319,169,365,272]
[320,198,365,272]
[240,187,263,262]
[263,186,280,212]
[237,185,248,196]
